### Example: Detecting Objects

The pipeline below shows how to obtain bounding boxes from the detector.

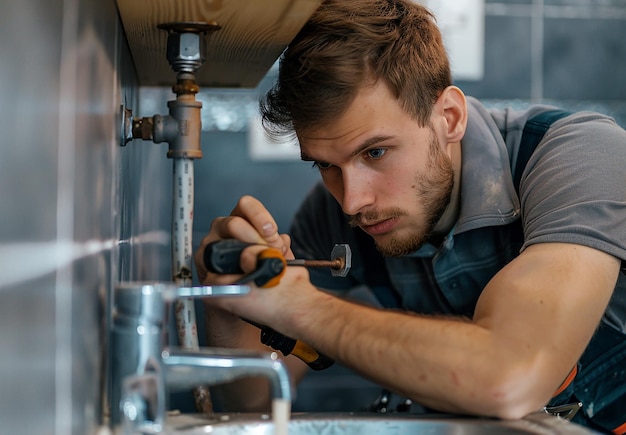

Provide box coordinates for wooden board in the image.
[115,0,321,88]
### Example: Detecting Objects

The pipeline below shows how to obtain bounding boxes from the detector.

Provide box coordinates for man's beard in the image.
[348,128,455,256]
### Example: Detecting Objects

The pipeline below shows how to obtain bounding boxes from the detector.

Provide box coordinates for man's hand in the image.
[194,195,292,285]
[194,195,297,341]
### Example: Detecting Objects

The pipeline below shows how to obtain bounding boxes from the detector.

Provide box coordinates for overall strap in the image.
[513,109,573,190]
[510,110,572,253]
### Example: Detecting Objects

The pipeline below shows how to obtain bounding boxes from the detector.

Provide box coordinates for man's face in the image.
[298,82,455,256]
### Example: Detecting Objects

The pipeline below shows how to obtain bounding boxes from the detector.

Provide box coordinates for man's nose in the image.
[340,168,374,216]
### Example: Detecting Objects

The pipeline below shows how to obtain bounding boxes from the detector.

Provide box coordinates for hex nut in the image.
[330,244,352,277]
[166,32,204,72]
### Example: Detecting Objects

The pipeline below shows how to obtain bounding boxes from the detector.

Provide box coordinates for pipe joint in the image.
[164,97,203,159]
[151,114,178,145]
[129,97,203,159]
[131,117,154,141]
[172,78,200,96]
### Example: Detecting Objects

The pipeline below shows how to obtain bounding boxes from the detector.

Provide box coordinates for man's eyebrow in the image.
[350,135,395,157]
[300,135,395,161]
[300,151,314,161]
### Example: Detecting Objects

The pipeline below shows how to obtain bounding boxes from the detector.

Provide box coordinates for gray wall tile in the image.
[456,14,533,99]
[543,17,626,99]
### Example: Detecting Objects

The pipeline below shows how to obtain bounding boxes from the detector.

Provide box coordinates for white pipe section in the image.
[172,158,199,349]
[171,157,213,413]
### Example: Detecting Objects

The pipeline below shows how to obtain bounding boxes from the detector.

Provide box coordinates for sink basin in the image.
[165,412,594,434]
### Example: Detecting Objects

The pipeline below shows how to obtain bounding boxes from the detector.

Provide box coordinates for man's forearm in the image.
[284,291,553,418]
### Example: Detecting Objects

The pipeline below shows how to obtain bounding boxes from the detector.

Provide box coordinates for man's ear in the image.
[434,86,467,143]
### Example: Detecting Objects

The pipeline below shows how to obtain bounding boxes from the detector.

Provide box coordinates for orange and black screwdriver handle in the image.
[203,239,335,370]
[203,238,287,287]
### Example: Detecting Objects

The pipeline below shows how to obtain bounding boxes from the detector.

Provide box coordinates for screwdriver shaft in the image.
[286,258,344,270]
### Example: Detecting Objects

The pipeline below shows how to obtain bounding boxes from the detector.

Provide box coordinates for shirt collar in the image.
[454,97,520,235]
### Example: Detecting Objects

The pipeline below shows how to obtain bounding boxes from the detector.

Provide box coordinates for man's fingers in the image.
[229,195,282,248]
[211,215,267,245]
[194,196,291,283]
[280,233,292,257]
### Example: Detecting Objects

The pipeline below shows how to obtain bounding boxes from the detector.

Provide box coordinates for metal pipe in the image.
[124,24,222,415]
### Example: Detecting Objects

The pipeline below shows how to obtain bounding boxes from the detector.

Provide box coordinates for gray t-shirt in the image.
[290,97,626,331]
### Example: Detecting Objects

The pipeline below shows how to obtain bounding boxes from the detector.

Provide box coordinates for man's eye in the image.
[367,148,386,159]
[312,161,333,170]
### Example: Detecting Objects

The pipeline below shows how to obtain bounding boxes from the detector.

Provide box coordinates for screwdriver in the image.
[203,239,350,370]
[204,239,351,281]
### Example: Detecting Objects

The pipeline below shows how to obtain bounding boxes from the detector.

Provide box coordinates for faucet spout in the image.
[110,282,292,433]
[161,348,292,403]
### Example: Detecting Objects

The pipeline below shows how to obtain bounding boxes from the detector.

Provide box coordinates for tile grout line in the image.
[530,0,544,102]
[487,3,626,19]
[0,231,170,291]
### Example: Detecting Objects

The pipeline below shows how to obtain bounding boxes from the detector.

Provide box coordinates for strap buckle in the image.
[544,402,582,421]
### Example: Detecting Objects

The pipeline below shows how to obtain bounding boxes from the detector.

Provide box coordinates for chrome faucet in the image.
[110,282,292,434]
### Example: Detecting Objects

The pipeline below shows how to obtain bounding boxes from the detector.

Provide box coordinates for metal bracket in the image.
[544,402,582,421]
[120,105,133,146]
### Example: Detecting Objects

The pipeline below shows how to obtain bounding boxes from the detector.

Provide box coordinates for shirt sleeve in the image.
[520,112,626,263]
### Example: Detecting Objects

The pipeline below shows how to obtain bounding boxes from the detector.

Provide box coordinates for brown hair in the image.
[260,0,451,138]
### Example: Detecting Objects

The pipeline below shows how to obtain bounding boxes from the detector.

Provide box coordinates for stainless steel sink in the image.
[165,412,595,434]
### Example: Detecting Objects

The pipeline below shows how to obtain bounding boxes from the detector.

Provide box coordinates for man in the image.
[194,0,626,430]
